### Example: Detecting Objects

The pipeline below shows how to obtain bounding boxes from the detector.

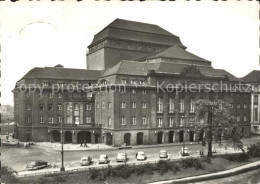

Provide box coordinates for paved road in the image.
[2,137,259,174]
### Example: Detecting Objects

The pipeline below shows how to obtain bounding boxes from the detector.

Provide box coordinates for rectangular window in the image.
[142,116,147,125]
[169,98,174,113]
[237,116,240,122]
[121,116,126,125]
[74,116,80,124]
[180,98,185,113]
[27,117,31,124]
[58,93,62,98]
[40,116,44,123]
[108,102,112,108]
[86,116,91,124]
[244,116,247,122]
[120,87,125,93]
[102,102,105,108]
[96,102,100,108]
[48,103,53,110]
[244,104,247,108]
[121,102,126,108]
[142,102,146,108]
[254,95,258,103]
[108,117,111,126]
[190,98,195,113]
[237,104,240,108]
[180,117,184,126]
[254,108,258,121]
[132,102,136,108]
[142,90,146,94]
[49,117,53,124]
[132,89,136,94]
[58,104,62,111]
[27,104,31,110]
[158,117,163,127]
[49,93,53,98]
[169,117,174,127]
[157,97,163,113]
[66,104,70,111]
[86,103,92,110]
[132,116,136,125]
[58,116,62,123]
[66,116,70,124]
[122,79,127,84]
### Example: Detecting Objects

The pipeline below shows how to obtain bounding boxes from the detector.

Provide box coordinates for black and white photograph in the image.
[0,0,259,183]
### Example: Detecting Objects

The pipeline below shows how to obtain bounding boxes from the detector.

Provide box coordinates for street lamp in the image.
[181,115,187,155]
[60,120,65,172]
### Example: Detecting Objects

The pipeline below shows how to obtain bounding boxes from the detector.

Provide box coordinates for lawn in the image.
[20,156,259,184]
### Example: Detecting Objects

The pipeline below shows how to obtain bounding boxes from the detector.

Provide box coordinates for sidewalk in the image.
[148,160,260,184]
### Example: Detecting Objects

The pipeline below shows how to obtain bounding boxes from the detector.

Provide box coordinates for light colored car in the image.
[99,154,109,164]
[181,147,190,156]
[159,150,169,158]
[116,153,127,162]
[26,160,48,170]
[80,156,92,166]
[2,140,17,146]
[136,151,146,161]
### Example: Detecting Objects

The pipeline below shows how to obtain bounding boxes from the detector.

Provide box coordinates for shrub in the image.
[223,153,249,162]
[1,166,20,184]
[247,143,260,157]
[180,157,204,170]
[201,156,212,164]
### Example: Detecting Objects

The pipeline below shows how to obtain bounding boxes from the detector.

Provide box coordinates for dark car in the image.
[26,160,48,170]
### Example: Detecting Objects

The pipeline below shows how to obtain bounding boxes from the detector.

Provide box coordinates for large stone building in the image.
[14,19,251,145]
[242,70,260,135]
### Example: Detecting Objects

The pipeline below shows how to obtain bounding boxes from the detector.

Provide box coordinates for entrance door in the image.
[168,131,174,143]
[157,131,163,144]
[124,133,131,146]
[137,132,143,145]
[65,131,72,143]
[77,131,91,143]
[106,133,113,145]
[179,130,184,143]
[189,131,194,142]
[95,134,100,144]
[52,130,60,142]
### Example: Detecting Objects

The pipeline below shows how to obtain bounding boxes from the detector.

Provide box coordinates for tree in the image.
[194,99,244,157]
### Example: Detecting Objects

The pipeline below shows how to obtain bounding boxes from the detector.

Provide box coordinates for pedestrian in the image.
[80,139,83,147]
[17,141,20,148]
[28,142,30,148]
[84,140,87,147]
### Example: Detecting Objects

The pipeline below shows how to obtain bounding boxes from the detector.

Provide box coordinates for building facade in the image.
[14,19,251,145]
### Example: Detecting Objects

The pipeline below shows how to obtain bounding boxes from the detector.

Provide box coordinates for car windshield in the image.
[160,150,166,153]
[29,161,36,165]
[100,155,107,159]
[138,152,144,156]
[118,153,125,156]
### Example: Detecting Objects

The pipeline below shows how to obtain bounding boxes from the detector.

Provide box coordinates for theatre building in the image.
[14,19,251,145]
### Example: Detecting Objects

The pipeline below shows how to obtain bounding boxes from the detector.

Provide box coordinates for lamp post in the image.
[60,120,65,172]
[124,142,126,164]
[181,115,187,155]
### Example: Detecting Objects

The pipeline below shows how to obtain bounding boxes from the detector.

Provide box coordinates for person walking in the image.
[84,140,87,147]
[80,139,83,147]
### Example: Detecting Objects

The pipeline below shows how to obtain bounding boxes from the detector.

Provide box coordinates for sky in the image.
[0,0,259,105]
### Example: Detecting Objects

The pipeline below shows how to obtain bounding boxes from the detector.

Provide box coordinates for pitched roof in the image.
[144,45,209,62]
[21,67,102,81]
[101,60,148,77]
[89,19,186,49]
[241,70,260,83]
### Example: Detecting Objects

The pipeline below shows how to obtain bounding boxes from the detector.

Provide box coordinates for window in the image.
[132,89,136,94]
[121,116,126,125]
[130,80,136,84]
[237,116,240,122]
[66,103,70,111]
[254,108,258,121]
[27,117,31,124]
[96,102,100,108]
[58,116,62,123]
[179,98,185,113]
[48,103,53,110]
[58,93,62,98]
[49,116,53,124]
[74,103,79,116]
[43,82,49,86]
[237,104,240,109]
[157,97,163,113]
[108,117,111,126]
[108,102,112,109]
[132,116,136,125]
[26,93,30,98]
[27,104,31,110]
[158,117,163,127]
[57,104,62,111]
[254,95,258,103]
[142,102,146,108]
[132,102,136,108]
[49,93,53,98]
[169,98,174,113]
[102,102,105,108]
[74,116,80,124]
[142,90,146,94]
[66,116,70,124]
[121,102,126,108]
[86,116,91,124]
[40,116,44,123]
[244,116,247,122]
[122,79,127,84]
[120,87,125,93]
[190,98,195,113]
[142,116,147,125]
[169,117,174,127]
[86,103,92,110]
[244,104,247,108]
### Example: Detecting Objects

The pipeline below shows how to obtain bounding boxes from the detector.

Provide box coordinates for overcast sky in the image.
[0,0,259,105]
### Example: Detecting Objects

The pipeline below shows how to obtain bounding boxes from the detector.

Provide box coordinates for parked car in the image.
[80,156,92,166]
[26,160,48,170]
[99,154,109,164]
[181,147,190,156]
[159,150,169,158]
[116,152,127,162]
[2,140,17,146]
[136,151,146,161]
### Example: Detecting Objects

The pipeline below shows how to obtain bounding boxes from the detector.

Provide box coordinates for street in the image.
[2,136,259,175]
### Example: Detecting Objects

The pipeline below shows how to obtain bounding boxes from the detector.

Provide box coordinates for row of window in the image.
[27,103,93,111]
[27,116,92,124]
[27,92,63,98]
[237,115,248,122]
[120,116,147,125]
